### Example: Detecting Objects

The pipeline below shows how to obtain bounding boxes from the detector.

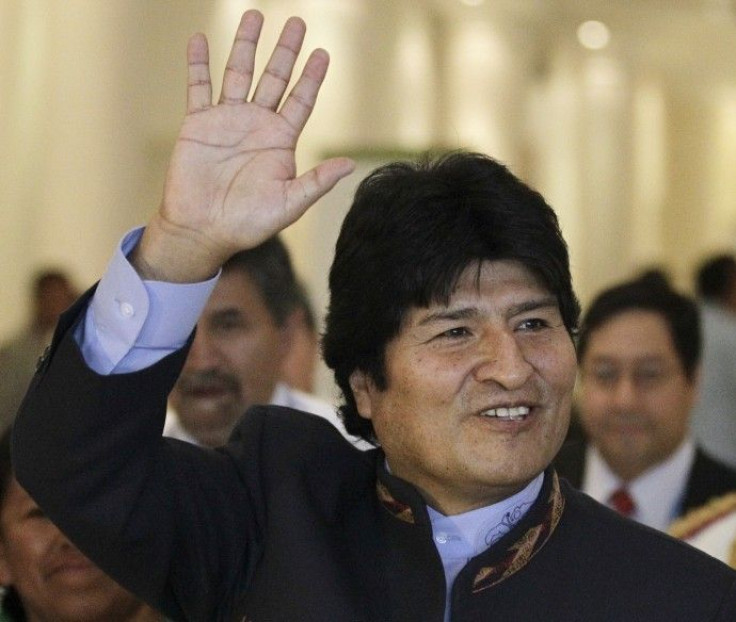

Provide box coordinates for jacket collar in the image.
[374,460,565,591]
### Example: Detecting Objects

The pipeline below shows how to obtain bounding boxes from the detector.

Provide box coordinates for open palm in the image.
[138,11,354,281]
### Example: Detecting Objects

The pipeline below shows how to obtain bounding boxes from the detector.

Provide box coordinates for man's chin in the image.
[177,404,243,445]
[176,393,240,416]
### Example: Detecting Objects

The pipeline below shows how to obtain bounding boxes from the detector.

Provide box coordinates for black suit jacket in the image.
[12,296,736,621]
[554,438,736,518]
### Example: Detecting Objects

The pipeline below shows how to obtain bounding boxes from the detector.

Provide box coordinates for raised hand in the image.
[132,10,355,282]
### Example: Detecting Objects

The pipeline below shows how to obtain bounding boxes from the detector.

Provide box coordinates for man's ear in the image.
[349,369,375,420]
[277,309,300,359]
[689,362,703,404]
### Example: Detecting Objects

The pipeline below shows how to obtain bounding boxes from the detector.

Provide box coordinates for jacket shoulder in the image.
[685,448,736,511]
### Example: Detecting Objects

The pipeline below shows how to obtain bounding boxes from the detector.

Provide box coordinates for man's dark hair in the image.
[323,151,580,442]
[577,276,701,380]
[222,236,301,326]
[695,254,736,303]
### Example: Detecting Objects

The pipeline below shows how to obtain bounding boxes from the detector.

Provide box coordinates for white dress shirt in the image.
[164,381,372,450]
[582,438,695,531]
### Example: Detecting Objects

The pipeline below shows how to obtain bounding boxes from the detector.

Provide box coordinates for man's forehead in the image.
[589,310,671,344]
[436,260,550,303]
[208,270,265,308]
[407,261,557,322]
[584,311,680,361]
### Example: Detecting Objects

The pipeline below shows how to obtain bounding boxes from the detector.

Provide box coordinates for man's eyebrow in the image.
[417,307,479,326]
[417,295,560,326]
[585,354,668,367]
[208,308,243,321]
[508,296,559,316]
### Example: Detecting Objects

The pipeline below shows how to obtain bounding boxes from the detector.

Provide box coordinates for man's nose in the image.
[184,331,220,369]
[610,375,638,409]
[472,329,533,389]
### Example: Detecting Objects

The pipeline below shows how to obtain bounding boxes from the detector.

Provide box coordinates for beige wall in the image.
[3,0,736,400]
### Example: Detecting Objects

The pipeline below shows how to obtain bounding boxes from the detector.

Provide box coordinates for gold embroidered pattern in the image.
[668,492,736,541]
[376,480,415,524]
[472,473,565,593]
[668,492,736,569]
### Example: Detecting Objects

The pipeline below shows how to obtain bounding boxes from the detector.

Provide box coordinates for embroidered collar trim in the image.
[375,470,565,591]
[472,472,565,592]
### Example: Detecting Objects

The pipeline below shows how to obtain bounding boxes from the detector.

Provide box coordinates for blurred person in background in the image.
[163,237,366,449]
[555,274,736,531]
[0,270,77,432]
[689,254,736,469]
[278,279,320,393]
[0,429,165,622]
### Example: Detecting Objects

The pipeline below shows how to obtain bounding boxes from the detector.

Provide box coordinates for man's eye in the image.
[634,367,668,386]
[592,369,617,383]
[440,327,470,339]
[211,319,244,332]
[517,318,550,331]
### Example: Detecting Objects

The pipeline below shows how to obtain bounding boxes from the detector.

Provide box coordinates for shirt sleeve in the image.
[76,227,219,374]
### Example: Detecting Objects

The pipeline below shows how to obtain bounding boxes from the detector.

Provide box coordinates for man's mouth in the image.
[176,371,239,398]
[479,406,531,421]
[186,386,230,398]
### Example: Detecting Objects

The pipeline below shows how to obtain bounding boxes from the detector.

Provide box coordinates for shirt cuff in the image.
[81,227,219,374]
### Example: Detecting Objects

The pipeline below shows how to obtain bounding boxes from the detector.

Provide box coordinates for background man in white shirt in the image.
[163,235,360,448]
[555,273,736,531]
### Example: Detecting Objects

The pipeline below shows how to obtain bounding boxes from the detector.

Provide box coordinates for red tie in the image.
[608,488,636,517]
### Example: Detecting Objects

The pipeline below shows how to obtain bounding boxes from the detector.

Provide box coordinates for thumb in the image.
[285,157,356,218]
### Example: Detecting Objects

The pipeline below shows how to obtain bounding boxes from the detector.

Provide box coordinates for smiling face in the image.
[169,269,292,447]
[350,260,577,515]
[0,479,158,622]
[578,309,699,481]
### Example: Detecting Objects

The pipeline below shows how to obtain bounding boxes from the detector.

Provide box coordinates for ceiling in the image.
[429,0,736,89]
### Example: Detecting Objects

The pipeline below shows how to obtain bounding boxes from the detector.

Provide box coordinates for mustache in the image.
[174,369,240,393]
[607,411,649,426]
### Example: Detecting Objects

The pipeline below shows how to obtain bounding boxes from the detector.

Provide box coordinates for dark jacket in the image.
[12,298,736,621]
[554,437,736,516]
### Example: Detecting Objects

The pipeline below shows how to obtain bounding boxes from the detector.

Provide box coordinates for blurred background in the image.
[3,0,736,399]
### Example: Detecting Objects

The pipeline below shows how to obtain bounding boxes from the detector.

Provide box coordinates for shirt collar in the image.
[583,438,695,530]
[268,382,288,406]
[426,473,544,558]
[375,460,562,582]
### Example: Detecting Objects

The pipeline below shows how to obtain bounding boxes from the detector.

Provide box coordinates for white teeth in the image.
[481,406,530,420]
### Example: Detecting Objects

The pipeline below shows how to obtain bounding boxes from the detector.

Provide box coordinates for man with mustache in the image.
[556,274,736,531]
[13,9,736,622]
[162,236,361,448]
